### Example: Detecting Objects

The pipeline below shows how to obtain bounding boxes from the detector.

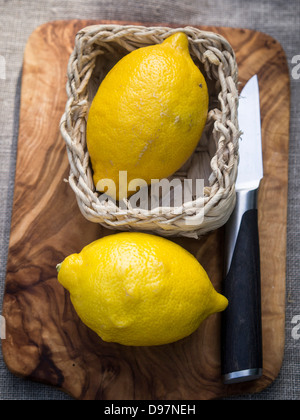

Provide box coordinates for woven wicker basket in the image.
[60,24,240,239]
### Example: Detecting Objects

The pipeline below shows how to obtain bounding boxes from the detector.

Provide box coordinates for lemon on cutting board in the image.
[57,232,227,346]
[86,32,209,200]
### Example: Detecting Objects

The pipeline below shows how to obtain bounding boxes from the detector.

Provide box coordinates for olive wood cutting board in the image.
[1,20,290,400]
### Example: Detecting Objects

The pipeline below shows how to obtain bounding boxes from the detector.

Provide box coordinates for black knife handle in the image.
[221,197,263,384]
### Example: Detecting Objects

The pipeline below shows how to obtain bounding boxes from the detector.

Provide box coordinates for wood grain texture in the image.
[1,20,290,400]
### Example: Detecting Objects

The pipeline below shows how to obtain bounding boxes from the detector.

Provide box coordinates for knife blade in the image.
[221,75,263,384]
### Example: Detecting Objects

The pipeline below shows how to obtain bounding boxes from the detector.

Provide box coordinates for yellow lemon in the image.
[86,32,208,200]
[57,232,227,346]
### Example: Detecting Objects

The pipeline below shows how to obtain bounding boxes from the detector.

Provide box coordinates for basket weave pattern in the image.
[60,25,240,239]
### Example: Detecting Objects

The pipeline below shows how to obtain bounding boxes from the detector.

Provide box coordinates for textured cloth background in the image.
[0,0,299,400]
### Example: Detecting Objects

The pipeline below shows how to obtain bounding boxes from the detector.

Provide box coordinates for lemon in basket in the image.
[86,32,208,200]
[57,232,227,346]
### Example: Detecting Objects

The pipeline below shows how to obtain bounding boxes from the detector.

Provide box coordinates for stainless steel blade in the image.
[224,74,263,284]
[237,74,263,191]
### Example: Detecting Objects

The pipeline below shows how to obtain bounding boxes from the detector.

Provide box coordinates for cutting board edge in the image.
[1,19,290,400]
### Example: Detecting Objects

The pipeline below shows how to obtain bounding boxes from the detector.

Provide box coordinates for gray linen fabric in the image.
[0,0,299,400]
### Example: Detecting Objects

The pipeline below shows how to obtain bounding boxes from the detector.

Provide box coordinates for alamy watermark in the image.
[291,55,300,80]
[291,315,300,340]
[0,55,6,80]
[0,315,5,339]
[96,171,205,225]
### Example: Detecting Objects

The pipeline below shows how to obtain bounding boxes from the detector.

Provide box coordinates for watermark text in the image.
[96,171,205,226]
[291,55,300,80]
[0,315,6,339]
[291,315,300,340]
[0,55,6,80]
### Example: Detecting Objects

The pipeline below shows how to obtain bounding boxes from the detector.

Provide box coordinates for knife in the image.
[221,75,263,384]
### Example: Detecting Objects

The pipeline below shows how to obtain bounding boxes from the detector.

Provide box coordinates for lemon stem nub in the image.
[56,263,62,273]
